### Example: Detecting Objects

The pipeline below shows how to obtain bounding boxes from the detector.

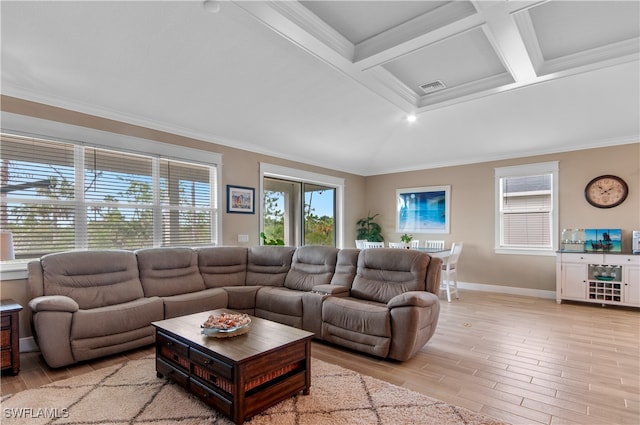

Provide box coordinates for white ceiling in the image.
[1,1,639,176]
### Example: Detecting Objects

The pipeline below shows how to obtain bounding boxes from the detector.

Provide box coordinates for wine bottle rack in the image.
[587,264,622,303]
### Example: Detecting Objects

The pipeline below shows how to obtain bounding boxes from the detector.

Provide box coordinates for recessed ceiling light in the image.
[203,0,221,13]
[407,114,417,123]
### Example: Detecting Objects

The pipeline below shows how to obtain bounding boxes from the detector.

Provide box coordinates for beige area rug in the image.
[1,356,508,425]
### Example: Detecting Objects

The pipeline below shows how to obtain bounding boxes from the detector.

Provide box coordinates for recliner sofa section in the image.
[27,250,164,368]
[321,248,440,361]
[27,245,442,368]
[254,245,340,335]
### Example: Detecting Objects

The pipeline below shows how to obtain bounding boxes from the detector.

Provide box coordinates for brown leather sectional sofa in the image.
[27,245,442,368]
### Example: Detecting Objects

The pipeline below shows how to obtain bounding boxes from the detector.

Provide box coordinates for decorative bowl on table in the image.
[201,312,251,338]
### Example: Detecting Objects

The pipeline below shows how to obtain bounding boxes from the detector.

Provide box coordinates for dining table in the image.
[415,247,451,259]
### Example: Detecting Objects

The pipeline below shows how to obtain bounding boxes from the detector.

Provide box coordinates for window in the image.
[263,178,336,246]
[495,161,558,255]
[260,163,343,247]
[1,132,219,259]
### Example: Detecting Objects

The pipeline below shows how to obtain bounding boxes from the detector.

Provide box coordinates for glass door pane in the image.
[263,178,336,247]
[303,183,335,246]
[263,177,300,246]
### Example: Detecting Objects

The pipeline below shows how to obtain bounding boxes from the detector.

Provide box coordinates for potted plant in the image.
[260,232,284,246]
[400,233,413,248]
[356,212,384,242]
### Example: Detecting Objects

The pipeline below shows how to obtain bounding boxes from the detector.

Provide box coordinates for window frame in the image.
[0,112,222,276]
[494,161,559,256]
[259,162,344,248]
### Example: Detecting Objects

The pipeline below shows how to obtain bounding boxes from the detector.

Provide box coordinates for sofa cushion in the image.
[254,286,304,329]
[223,286,261,312]
[321,322,390,358]
[40,250,144,310]
[71,297,164,339]
[161,287,228,319]
[284,245,338,291]
[136,247,205,297]
[72,327,156,363]
[246,246,295,287]
[329,248,360,289]
[198,246,248,288]
[351,248,429,304]
[321,296,391,358]
[322,297,391,337]
[255,287,303,317]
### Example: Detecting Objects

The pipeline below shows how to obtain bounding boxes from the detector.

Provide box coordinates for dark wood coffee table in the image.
[152,309,313,424]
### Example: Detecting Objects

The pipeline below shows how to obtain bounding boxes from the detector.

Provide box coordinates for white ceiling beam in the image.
[352,1,478,67]
[353,13,486,71]
[478,3,538,83]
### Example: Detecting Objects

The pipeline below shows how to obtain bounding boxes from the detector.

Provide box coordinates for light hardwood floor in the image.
[2,290,638,425]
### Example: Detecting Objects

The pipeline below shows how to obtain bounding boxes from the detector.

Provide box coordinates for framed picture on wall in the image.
[584,228,621,252]
[396,185,450,234]
[227,185,255,214]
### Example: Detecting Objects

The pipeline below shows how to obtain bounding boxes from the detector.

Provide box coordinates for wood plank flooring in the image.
[2,290,638,425]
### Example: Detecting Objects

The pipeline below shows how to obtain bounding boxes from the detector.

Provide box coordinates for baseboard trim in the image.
[457,281,556,300]
[20,336,40,353]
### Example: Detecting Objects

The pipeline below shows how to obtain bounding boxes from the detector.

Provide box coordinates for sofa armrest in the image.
[388,291,440,361]
[387,291,438,309]
[312,284,349,297]
[29,295,79,313]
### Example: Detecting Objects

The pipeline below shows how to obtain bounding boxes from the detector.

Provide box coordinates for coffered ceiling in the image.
[239,0,639,112]
[1,1,639,175]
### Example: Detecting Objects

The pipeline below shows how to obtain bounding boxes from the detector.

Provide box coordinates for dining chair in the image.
[355,239,367,249]
[440,242,463,302]
[388,242,407,249]
[425,240,445,250]
[409,240,420,249]
[363,241,385,248]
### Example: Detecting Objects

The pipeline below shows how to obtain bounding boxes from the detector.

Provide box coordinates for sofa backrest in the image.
[284,245,339,291]
[135,247,205,297]
[32,250,144,310]
[351,248,430,304]
[425,255,442,294]
[329,248,360,289]
[198,246,248,288]
[246,246,295,286]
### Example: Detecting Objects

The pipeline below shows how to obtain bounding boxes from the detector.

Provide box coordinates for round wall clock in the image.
[584,175,629,208]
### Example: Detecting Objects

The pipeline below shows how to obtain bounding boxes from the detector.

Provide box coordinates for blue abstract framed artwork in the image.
[396,185,450,234]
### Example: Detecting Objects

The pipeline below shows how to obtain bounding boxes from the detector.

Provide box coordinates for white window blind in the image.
[501,175,552,246]
[84,147,155,249]
[1,132,218,258]
[495,162,558,254]
[159,159,214,246]
[1,135,76,256]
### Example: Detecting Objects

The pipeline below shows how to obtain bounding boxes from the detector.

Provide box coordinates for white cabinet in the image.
[558,261,587,300]
[556,252,640,307]
[625,265,640,306]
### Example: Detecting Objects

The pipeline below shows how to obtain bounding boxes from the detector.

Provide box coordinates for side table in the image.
[1,299,23,374]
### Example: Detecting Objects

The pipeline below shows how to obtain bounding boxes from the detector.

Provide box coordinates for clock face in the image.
[585,175,628,208]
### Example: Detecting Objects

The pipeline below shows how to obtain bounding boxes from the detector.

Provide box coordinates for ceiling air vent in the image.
[419,80,446,94]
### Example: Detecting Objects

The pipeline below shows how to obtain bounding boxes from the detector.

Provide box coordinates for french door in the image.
[262,177,335,246]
